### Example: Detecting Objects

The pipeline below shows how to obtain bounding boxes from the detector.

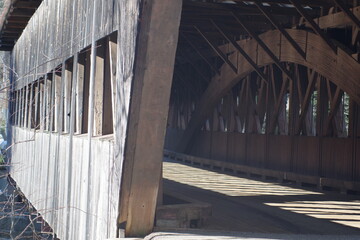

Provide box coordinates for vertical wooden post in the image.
[65,53,78,240]
[108,35,117,135]
[19,88,24,127]
[27,83,34,128]
[349,99,358,180]
[76,54,85,134]
[21,88,25,127]
[14,91,19,126]
[34,82,40,129]
[103,38,113,135]
[40,81,45,131]
[82,51,91,133]
[45,77,52,131]
[22,87,27,127]
[49,73,58,133]
[288,64,299,172]
[64,63,73,133]
[85,0,100,236]
[317,76,328,177]
[317,77,329,137]
[118,0,182,237]
[24,85,29,128]
[54,72,62,132]
[93,41,105,136]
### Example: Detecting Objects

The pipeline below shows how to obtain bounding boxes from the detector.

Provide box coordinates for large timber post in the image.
[118,0,183,237]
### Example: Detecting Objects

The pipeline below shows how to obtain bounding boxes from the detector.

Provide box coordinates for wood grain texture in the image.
[177,29,360,153]
[9,0,142,239]
[118,0,182,236]
[11,0,120,91]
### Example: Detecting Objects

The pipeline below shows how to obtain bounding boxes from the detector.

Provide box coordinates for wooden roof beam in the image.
[0,38,16,42]
[0,40,15,46]
[219,0,333,7]
[0,46,13,51]
[333,0,360,29]
[1,33,20,38]
[183,0,319,16]
[13,1,42,9]
[289,0,338,53]
[4,23,27,28]
[177,51,211,84]
[231,11,294,80]
[3,29,21,34]
[9,9,36,18]
[309,6,360,29]
[0,42,14,46]
[180,33,221,75]
[252,0,306,59]
[194,25,238,73]
[5,16,31,23]
[211,19,269,83]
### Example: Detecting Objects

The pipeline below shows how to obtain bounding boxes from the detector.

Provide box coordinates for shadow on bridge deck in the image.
[157,159,360,239]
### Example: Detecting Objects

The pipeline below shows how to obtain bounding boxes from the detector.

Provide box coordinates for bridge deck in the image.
[162,159,360,236]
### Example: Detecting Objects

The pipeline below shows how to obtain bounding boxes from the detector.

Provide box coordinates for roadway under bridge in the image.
[159,157,360,237]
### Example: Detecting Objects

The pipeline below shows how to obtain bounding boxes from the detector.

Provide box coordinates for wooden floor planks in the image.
[163,160,360,235]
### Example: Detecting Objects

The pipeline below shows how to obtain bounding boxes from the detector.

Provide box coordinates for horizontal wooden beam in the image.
[253,0,306,59]
[9,9,35,18]
[219,0,334,7]
[0,41,15,45]
[14,1,42,9]
[0,37,15,42]
[333,0,360,29]
[290,0,338,53]
[231,11,294,80]
[309,6,360,29]
[0,33,20,38]
[6,16,31,22]
[183,0,320,16]
[176,29,360,153]
[3,29,21,34]
[5,23,27,28]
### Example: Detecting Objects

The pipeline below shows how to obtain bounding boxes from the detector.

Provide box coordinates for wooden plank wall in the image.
[9,0,142,239]
[165,129,360,182]
[118,0,182,236]
[12,0,122,91]
[10,128,117,240]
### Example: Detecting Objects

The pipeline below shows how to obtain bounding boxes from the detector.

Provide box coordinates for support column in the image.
[76,54,85,134]
[93,41,105,136]
[27,83,34,129]
[108,35,117,135]
[64,63,73,133]
[118,0,182,237]
[54,72,62,132]
[14,91,19,126]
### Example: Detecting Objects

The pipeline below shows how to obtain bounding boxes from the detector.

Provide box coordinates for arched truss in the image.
[175,29,360,152]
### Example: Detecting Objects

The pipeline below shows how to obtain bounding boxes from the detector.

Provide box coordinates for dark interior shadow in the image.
[162,159,360,236]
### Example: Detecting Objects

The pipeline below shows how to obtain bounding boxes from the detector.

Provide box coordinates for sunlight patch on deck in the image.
[266,201,360,229]
[163,161,322,197]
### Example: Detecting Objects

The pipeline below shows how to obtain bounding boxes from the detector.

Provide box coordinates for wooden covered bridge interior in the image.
[2,0,360,238]
[160,0,360,238]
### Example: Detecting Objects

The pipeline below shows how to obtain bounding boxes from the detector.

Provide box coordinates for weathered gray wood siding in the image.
[10,0,141,239]
[11,128,117,239]
[12,0,138,90]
